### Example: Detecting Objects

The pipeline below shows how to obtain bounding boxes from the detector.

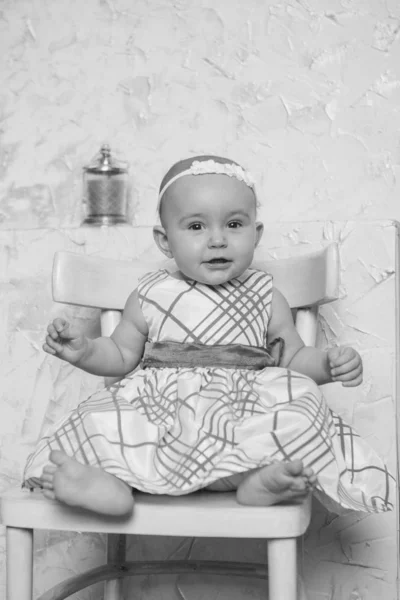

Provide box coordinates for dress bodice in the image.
[138,269,273,347]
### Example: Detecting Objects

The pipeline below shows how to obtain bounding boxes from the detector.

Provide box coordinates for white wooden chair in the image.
[0,243,340,600]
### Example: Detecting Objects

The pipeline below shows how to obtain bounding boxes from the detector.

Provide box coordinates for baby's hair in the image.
[158,154,256,224]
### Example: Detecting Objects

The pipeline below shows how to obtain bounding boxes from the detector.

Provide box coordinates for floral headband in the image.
[158,159,256,208]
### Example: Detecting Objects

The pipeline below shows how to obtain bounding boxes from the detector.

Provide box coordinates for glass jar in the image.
[82,144,129,225]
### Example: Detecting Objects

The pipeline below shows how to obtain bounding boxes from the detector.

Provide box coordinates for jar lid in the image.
[84,144,128,175]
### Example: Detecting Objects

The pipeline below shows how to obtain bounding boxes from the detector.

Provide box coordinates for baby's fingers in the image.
[332,364,363,386]
[342,372,363,387]
[43,339,64,355]
[53,318,69,335]
[48,318,75,340]
[47,320,64,338]
[331,356,361,377]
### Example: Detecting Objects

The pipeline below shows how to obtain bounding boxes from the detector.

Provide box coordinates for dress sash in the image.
[141,338,284,370]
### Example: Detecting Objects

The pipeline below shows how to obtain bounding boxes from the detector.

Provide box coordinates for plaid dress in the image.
[24,269,394,513]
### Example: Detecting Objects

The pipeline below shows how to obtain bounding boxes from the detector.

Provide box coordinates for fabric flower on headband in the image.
[189,160,255,188]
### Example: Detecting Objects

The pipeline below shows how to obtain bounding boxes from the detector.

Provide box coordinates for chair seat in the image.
[1,488,311,538]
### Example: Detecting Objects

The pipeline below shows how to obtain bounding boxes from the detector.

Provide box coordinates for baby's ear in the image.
[153,226,173,258]
[255,221,264,247]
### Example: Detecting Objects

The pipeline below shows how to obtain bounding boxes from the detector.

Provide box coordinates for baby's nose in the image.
[208,229,227,247]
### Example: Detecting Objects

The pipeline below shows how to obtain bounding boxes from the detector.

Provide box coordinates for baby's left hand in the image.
[327,346,363,387]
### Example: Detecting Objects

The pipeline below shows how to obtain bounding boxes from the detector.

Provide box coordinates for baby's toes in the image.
[290,477,308,493]
[302,466,314,479]
[308,473,317,484]
[43,464,57,476]
[42,489,56,501]
[42,480,54,490]
[285,459,304,477]
[41,470,55,485]
[305,475,317,491]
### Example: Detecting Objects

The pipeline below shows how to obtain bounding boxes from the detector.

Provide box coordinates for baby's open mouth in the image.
[206,258,230,264]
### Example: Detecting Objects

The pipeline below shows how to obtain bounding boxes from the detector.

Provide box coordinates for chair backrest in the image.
[52,244,340,348]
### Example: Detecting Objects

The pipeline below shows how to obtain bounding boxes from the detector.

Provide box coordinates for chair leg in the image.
[267,538,297,600]
[6,526,33,600]
[104,533,127,600]
[104,579,123,600]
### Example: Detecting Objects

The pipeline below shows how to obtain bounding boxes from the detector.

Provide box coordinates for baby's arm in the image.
[267,288,362,386]
[44,290,148,378]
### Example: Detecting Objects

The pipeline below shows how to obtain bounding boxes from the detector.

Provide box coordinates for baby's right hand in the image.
[43,318,88,364]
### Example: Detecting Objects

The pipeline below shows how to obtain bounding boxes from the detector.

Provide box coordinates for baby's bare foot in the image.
[236,459,315,506]
[40,450,133,517]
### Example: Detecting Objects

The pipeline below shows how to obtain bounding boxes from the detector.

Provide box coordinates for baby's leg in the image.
[236,460,316,506]
[40,450,134,516]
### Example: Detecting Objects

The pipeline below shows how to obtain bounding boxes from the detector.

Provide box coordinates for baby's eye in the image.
[188,222,204,231]
[227,221,242,228]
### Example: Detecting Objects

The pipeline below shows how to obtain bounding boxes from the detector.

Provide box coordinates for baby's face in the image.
[159,174,263,285]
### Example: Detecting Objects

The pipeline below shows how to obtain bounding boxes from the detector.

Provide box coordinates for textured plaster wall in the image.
[1,0,400,227]
[1,1,400,600]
